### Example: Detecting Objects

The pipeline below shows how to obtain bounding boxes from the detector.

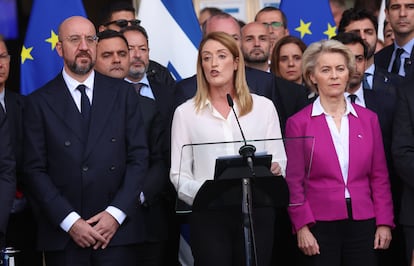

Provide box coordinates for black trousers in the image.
[301,218,377,266]
[189,207,275,266]
[402,225,414,266]
[44,242,138,266]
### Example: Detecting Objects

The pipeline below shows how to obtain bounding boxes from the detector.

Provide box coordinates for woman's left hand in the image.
[270,162,282,176]
[374,225,392,249]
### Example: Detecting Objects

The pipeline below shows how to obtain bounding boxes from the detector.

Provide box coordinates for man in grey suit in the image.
[23,16,148,266]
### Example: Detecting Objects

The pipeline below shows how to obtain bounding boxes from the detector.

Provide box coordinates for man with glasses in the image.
[254,7,289,53]
[98,1,176,89]
[23,16,149,266]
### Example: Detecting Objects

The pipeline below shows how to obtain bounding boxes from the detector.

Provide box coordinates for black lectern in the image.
[175,137,298,266]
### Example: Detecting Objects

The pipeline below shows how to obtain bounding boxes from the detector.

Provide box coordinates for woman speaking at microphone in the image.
[170,32,286,266]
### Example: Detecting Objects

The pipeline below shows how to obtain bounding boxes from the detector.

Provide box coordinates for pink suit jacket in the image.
[285,103,394,233]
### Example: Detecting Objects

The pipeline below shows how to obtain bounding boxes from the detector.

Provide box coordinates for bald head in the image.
[204,14,241,46]
[241,22,271,71]
[57,16,97,81]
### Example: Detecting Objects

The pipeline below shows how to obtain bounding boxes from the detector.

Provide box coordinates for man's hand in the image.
[270,162,282,176]
[68,218,107,248]
[86,211,120,249]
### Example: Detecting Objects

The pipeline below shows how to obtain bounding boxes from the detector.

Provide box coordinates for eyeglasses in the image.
[104,19,141,28]
[60,35,98,46]
[262,21,284,29]
[0,54,10,63]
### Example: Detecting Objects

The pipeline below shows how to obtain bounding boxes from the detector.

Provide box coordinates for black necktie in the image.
[133,83,145,95]
[348,94,357,104]
[391,48,404,74]
[77,84,91,132]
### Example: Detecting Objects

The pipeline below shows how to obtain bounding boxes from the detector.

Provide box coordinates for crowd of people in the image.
[1,0,414,265]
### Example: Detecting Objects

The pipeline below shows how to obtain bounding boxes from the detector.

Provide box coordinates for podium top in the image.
[171,138,287,206]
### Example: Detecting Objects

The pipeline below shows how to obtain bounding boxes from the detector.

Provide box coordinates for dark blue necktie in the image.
[0,103,6,123]
[77,84,91,133]
[391,48,404,75]
[363,73,371,90]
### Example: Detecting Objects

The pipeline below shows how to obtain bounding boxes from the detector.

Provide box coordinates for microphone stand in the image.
[239,144,257,266]
[227,94,258,266]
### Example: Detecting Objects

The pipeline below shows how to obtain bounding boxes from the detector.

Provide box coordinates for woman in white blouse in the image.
[170,31,286,266]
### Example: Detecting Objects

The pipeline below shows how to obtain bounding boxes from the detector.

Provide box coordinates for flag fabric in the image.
[378,0,386,42]
[280,0,336,46]
[137,0,202,81]
[20,0,86,95]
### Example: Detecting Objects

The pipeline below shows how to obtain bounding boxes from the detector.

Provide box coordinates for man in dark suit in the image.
[334,32,404,265]
[375,0,414,78]
[122,24,179,266]
[95,28,171,266]
[174,12,308,134]
[23,16,149,266]
[0,35,43,265]
[98,1,176,89]
[338,8,402,89]
[392,74,414,265]
[0,35,16,251]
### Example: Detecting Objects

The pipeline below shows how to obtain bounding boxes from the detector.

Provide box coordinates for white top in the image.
[312,97,358,198]
[170,93,286,205]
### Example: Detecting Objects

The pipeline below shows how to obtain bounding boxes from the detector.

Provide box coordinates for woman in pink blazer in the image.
[285,39,394,266]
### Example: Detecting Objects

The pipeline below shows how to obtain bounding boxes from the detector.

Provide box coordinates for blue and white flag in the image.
[20,0,86,95]
[280,0,336,46]
[138,0,201,81]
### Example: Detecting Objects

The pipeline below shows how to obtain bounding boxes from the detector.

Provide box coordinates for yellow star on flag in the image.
[324,23,337,39]
[295,19,312,39]
[45,30,59,50]
[21,46,34,64]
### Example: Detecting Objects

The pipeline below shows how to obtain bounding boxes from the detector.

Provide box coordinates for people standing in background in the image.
[241,22,271,72]
[270,35,316,104]
[254,6,289,55]
[375,0,414,78]
[334,31,403,266]
[383,20,395,47]
[270,35,307,86]
[121,24,178,266]
[329,0,347,27]
[0,34,16,253]
[198,6,222,28]
[95,30,130,79]
[285,39,394,266]
[392,74,414,265]
[23,16,149,266]
[98,1,176,88]
[0,34,42,265]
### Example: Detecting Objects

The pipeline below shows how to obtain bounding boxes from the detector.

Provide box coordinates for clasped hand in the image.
[68,211,120,249]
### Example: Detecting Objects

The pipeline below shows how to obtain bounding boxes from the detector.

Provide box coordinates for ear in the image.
[56,41,63,58]
[234,56,239,71]
[309,72,316,85]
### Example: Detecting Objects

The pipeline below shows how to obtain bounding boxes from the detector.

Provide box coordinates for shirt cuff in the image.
[106,206,126,225]
[60,212,81,232]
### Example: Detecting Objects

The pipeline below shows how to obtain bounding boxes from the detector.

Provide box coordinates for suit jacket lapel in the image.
[83,75,118,158]
[348,113,364,181]
[45,76,84,143]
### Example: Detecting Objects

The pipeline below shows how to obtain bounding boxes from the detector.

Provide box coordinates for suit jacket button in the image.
[110,165,116,171]
[111,138,116,142]
[82,166,89,172]
[64,141,71,146]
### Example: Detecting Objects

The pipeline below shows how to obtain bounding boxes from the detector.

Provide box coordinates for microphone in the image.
[226,93,256,159]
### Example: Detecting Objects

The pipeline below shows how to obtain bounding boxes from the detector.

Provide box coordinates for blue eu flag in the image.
[280,0,336,46]
[20,0,86,95]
